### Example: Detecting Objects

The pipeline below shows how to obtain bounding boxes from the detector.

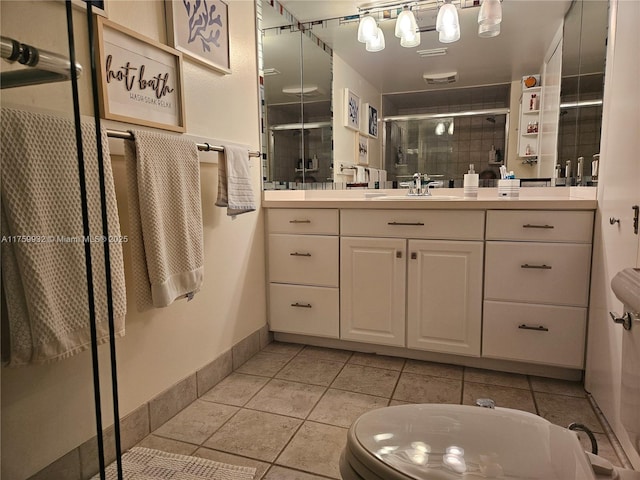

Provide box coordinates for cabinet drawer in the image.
[486,210,593,243]
[267,209,339,235]
[268,234,338,287]
[341,209,485,240]
[484,241,592,307]
[269,284,339,338]
[482,300,586,368]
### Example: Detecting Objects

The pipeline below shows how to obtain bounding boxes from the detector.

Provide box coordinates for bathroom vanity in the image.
[264,189,596,378]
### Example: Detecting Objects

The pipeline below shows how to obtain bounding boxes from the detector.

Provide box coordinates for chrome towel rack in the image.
[1,35,83,89]
[106,129,261,158]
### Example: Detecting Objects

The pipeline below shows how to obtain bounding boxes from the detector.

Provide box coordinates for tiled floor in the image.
[136,342,622,479]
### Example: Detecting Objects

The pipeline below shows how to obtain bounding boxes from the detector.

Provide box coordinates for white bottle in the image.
[463,164,479,199]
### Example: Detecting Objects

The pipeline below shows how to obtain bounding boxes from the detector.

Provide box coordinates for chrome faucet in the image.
[407,173,440,196]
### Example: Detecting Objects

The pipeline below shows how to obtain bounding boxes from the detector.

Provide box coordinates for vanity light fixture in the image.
[436,1,460,43]
[478,0,502,37]
[357,14,379,43]
[395,6,418,39]
[366,26,386,51]
[435,122,446,135]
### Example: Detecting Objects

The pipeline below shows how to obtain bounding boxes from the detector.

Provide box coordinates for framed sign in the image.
[368,104,379,138]
[165,0,231,74]
[357,134,369,165]
[344,88,360,131]
[95,17,186,132]
[72,0,108,17]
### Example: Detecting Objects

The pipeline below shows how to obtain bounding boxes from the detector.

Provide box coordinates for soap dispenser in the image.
[463,164,479,198]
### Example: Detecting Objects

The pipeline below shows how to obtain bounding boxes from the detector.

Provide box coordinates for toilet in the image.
[340,403,640,480]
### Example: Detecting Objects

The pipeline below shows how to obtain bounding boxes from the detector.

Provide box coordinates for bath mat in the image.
[92,447,255,480]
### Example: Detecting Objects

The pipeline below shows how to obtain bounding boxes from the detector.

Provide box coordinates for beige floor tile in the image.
[276,356,345,386]
[308,389,388,428]
[153,400,238,444]
[535,392,604,433]
[403,359,464,380]
[200,373,269,407]
[276,421,347,479]
[393,372,462,404]
[463,381,536,413]
[348,352,405,371]
[330,364,399,398]
[389,399,412,406]
[203,409,302,463]
[264,465,331,480]
[193,447,271,480]
[235,351,292,377]
[464,367,529,390]
[136,434,198,455]
[245,379,326,418]
[530,376,586,397]
[297,345,352,363]
[261,342,305,358]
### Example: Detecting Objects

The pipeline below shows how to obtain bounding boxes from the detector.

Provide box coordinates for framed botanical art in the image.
[357,134,369,165]
[165,0,231,74]
[368,104,379,138]
[344,88,360,131]
[95,17,186,132]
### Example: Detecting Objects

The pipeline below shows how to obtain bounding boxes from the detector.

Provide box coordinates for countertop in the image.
[262,187,598,210]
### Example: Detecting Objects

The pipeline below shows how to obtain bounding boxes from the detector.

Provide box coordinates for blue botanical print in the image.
[182,0,223,53]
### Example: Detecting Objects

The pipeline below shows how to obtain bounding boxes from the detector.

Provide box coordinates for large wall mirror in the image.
[258,0,608,190]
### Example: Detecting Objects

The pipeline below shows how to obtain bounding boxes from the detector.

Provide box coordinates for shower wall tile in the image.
[196,349,233,397]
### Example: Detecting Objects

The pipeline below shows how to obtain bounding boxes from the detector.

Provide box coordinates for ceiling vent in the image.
[423,72,458,85]
[282,85,323,98]
[263,68,280,76]
[417,47,448,58]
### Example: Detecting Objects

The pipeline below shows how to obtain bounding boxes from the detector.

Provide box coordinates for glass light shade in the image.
[478,22,500,38]
[448,121,454,135]
[366,27,385,52]
[439,24,460,43]
[400,29,421,48]
[435,122,446,135]
[436,3,459,32]
[395,8,417,38]
[478,0,502,26]
[358,15,378,43]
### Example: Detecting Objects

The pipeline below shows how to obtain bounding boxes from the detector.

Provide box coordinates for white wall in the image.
[332,53,382,181]
[0,1,265,479]
[585,0,640,469]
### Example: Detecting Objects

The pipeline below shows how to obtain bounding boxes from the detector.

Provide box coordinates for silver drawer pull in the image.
[289,219,311,224]
[523,224,555,229]
[521,263,552,270]
[388,221,425,226]
[291,302,312,308]
[518,324,549,332]
[290,252,312,257]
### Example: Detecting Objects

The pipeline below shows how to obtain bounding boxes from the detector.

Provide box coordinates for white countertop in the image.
[262,187,597,210]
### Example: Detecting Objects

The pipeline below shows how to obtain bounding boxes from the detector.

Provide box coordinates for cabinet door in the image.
[340,237,406,347]
[407,240,484,356]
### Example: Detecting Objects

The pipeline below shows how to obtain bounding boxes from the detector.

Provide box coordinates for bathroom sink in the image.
[372,195,462,201]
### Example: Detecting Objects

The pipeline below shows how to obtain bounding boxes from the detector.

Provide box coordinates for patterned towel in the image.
[215,145,255,216]
[0,108,126,366]
[124,129,204,311]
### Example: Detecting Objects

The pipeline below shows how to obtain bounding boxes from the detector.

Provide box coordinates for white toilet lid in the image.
[347,404,596,480]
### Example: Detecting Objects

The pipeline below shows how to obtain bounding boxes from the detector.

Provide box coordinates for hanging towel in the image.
[0,108,127,366]
[379,169,388,187]
[368,168,379,185]
[355,166,367,183]
[124,129,204,311]
[215,144,255,216]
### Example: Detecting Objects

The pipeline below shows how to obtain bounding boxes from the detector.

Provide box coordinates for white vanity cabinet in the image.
[267,209,340,338]
[340,209,485,355]
[482,210,594,368]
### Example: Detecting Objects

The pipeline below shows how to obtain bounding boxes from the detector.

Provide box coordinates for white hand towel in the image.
[124,129,204,311]
[379,169,388,187]
[0,108,126,366]
[355,166,367,183]
[369,168,379,184]
[215,144,255,216]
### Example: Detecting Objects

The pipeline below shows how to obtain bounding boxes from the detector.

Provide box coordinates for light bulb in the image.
[395,8,417,38]
[436,3,459,32]
[366,27,385,52]
[358,15,378,43]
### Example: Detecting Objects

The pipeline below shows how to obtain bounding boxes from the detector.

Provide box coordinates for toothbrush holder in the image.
[498,179,520,198]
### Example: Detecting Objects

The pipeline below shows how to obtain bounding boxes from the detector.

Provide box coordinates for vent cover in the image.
[263,68,280,76]
[423,72,458,84]
[282,85,323,98]
[417,48,448,58]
